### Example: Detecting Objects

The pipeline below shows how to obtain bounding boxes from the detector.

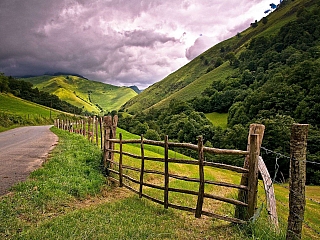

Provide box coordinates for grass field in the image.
[0,93,69,132]
[0,93,61,118]
[1,127,319,239]
[205,112,228,129]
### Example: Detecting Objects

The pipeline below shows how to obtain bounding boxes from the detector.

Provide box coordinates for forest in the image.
[119,6,320,185]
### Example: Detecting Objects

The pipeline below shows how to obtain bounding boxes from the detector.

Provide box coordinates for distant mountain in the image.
[129,85,142,94]
[16,72,88,80]
[21,75,137,114]
[48,72,88,79]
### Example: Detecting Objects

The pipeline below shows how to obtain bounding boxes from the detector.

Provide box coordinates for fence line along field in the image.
[55,115,320,239]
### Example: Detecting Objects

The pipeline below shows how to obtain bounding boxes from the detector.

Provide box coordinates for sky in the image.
[0,0,274,89]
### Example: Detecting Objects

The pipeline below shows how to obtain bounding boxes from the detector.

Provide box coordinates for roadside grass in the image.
[1,127,319,239]
[0,127,106,239]
[205,112,228,129]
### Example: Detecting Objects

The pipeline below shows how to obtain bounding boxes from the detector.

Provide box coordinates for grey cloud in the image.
[185,36,212,60]
[124,30,177,47]
[0,0,270,88]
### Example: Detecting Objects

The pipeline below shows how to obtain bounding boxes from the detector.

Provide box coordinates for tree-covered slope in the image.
[22,75,137,114]
[121,0,313,114]
[119,0,320,185]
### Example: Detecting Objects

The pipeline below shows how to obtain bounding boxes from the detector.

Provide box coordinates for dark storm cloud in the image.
[0,0,271,88]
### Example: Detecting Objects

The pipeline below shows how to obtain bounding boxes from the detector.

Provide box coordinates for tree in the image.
[0,73,9,93]
[262,17,268,24]
[144,129,161,141]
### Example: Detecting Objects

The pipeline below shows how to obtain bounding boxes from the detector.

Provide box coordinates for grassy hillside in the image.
[121,0,310,113]
[0,93,68,131]
[205,112,228,129]
[22,75,137,114]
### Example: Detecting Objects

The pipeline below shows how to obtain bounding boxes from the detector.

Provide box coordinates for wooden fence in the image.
[102,115,262,223]
[55,116,310,238]
[54,116,104,149]
[54,116,279,224]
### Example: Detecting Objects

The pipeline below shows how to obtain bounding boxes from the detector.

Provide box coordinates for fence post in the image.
[82,119,86,136]
[286,124,308,240]
[100,117,103,150]
[88,117,91,141]
[119,133,123,187]
[102,115,118,175]
[139,135,145,198]
[247,134,259,220]
[164,135,169,209]
[110,115,118,162]
[236,124,265,220]
[95,116,99,146]
[103,116,112,172]
[195,136,205,218]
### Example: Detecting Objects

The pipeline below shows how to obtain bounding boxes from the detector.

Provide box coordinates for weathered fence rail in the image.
[101,116,262,224]
[106,134,251,224]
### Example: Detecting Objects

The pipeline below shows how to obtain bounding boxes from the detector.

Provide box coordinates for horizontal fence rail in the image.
[104,124,261,224]
[55,116,264,225]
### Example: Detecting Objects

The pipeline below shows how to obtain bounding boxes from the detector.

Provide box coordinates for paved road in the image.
[0,126,58,196]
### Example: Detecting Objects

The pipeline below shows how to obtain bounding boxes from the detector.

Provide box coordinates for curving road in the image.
[0,126,58,196]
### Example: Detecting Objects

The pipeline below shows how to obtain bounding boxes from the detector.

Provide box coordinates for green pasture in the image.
[205,112,228,129]
[0,93,60,118]
[23,75,137,114]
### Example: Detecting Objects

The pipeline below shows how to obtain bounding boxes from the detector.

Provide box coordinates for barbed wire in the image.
[259,146,320,237]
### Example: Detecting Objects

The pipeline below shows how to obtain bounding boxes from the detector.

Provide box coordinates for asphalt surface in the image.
[0,126,58,196]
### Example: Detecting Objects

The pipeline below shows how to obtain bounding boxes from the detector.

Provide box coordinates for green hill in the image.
[22,75,137,114]
[121,0,312,113]
[0,93,69,131]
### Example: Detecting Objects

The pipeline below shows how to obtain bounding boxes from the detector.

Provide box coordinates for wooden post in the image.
[286,124,308,240]
[236,124,265,220]
[139,135,145,198]
[103,116,112,171]
[110,115,118,162]
[164,135,169,209]
[82,119,86,136]
[258,157,279,228]
[102,115,118,175]
[88,117,91,141]
[100,117,103,150]
[247,134,259,220]
[195,136,205,218]
[119,133,123,187]
[95,116,99,146]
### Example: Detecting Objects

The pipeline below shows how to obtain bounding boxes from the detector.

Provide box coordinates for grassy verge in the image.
[0,127,105,239]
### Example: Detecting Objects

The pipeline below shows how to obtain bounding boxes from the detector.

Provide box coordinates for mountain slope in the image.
[121,0,310,113]
[22,75,137,114]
